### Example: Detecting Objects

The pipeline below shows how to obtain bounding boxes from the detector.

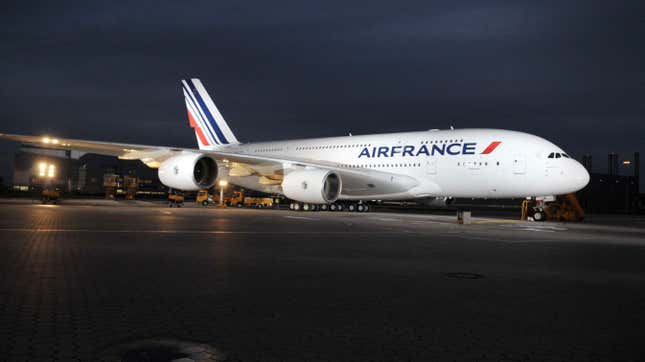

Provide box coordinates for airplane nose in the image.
[571,161,590,191]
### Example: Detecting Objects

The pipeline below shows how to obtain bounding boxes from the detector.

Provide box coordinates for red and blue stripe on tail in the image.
[182,78,240,149]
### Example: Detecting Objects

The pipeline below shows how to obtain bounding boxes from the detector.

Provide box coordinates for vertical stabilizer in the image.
[181,78,240,149]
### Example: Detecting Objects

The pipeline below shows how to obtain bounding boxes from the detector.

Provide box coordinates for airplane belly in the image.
[228,176,281,195]
[338,171,419,199]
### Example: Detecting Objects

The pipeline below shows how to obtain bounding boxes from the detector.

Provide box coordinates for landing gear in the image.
[289,202,369,212]
[345,203,370,212]
[532,209,545,222]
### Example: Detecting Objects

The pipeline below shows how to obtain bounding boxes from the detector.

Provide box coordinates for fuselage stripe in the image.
[184,95,218,145]
[187,109,210,146]
[186,79,230,144]
[183,83,221,145]
[481,141,502,154]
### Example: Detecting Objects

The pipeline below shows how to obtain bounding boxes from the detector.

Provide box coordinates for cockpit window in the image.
[562,153,570,158]
[548,152,555,158]
[556,153,561,158]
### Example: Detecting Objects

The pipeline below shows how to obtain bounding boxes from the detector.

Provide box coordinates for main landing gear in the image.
[289,202,370,212]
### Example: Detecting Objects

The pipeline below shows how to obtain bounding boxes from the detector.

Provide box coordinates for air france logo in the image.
[357,141,501,158]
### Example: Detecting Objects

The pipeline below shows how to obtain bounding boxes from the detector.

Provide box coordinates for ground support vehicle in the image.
[522,193,584,222]
[168,192,185,208]
[196,189,214,206]
[41,189,60,204]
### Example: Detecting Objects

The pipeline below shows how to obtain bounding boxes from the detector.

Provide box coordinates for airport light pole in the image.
[218,180,228,206]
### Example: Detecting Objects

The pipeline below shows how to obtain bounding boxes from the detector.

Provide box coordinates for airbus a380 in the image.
[0,78,590,212]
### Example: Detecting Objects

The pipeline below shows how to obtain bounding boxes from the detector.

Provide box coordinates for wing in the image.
[0,133,420,197]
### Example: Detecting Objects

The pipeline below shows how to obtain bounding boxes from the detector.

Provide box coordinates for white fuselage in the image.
[214,128,590,200]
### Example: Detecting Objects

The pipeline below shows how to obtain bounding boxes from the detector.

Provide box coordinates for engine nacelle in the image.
[158,153,218,191]
[282,169,342,204]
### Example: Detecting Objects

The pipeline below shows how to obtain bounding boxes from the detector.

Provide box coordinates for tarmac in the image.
[0,201,644,361]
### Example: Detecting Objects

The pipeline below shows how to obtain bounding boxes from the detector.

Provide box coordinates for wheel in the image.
[293,203,301,211]
[303,203,311,211]
[236,203,243,208]
[320,204,328,211]
[289,203,294,210]
[202,200,209,206]
[362,204,370,212]
[169,203,173,208]
[533,210,545,221]
[337,204,344,211]
[311,204,318,211]
[348,204,356,212]
[357,204,365,212]
[329,204,337,211]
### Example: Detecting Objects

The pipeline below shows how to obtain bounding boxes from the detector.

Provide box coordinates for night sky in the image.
[1,0,644,183]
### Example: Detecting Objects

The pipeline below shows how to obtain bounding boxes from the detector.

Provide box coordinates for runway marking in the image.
[373,217,401,222]
[499,224,568,232]
[0,228,413,235]
[474,219,522,224]
[409,220,451,224]
[520,228,556,233]
[283,216,317,221]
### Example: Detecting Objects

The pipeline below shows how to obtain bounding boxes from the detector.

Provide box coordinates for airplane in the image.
[0,78,590,215]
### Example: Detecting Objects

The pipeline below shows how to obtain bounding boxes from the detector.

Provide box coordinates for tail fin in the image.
[181,78,240,149]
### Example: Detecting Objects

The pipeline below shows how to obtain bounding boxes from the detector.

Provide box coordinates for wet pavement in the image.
[0,203,644,361]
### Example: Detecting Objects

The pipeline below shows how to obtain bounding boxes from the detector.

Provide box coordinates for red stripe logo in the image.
[481,141,501,154]
[187,109,210,146]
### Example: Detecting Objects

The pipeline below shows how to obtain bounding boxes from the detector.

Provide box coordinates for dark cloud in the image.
[1,0,644,183]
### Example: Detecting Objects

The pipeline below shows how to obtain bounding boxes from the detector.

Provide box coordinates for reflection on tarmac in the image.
[0,203,644,360]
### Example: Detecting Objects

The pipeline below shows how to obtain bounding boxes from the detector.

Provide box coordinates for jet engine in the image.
[281,169,342,204]
[158,153,218,191]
